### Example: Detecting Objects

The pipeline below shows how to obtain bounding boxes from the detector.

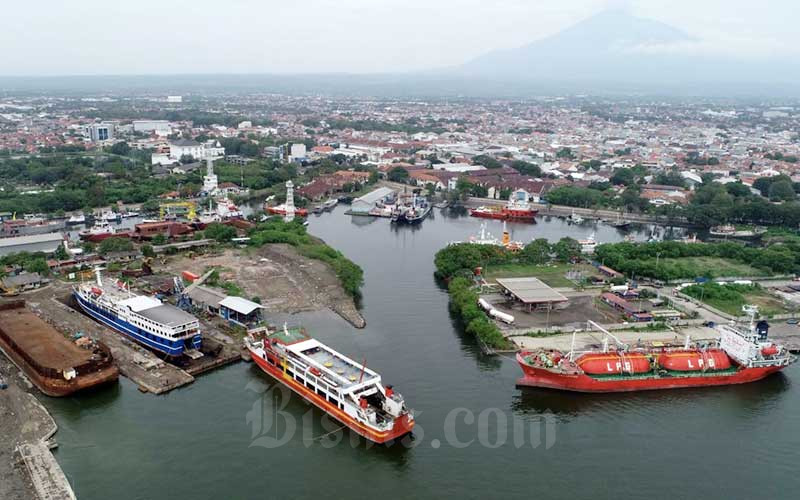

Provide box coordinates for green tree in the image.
[109,142,131,156]
[769,179,796,202]
[152,234,167,245]
[472,155,502,169]
[387,167,409,183]
[204,222,237,242]
[611,168,635,186]
[520,238,551,264]
[53,243,68,261]
[553,237,581,263]
[98,237,134,255]
[141,244,155,258]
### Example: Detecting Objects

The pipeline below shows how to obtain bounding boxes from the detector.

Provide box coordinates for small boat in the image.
[709,224,766,240]
[67,214,86,225]
[579,233,597,254]
[322,198,339,211]
[567,211,584,224]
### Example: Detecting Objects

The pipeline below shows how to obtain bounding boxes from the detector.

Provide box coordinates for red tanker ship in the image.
[516,309,795,393]
[470,189,537,222]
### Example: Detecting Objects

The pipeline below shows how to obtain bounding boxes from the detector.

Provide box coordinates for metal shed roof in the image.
[219,296,263,315]
[495,277,568,304]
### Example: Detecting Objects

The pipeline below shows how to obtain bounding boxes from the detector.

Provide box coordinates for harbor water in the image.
[41,207,800,499]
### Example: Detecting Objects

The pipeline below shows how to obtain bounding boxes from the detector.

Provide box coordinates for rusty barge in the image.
[0,300,119,397]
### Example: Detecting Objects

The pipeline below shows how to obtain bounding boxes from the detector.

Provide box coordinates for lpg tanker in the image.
[516,306,795,393]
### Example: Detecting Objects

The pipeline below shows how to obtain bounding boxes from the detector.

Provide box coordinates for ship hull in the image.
[249,348,414,444]
[73,291,200,357]
[266,207,308,217]
[79,232,130,243]
[516,353,786,393]
[470,209,537,221]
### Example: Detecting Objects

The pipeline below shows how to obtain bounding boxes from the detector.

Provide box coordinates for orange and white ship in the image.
[246,325,414,444]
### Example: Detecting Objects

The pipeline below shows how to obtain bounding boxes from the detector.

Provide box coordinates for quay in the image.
[1,354,76,500]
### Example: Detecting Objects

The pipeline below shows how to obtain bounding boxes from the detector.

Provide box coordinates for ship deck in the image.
[137,304,197,328]
[0,302,93,371]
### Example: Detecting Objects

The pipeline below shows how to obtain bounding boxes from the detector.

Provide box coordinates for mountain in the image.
[457,9,795,88]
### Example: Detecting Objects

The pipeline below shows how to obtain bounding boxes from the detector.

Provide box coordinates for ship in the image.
[516,308,795,393]
[78,220,130,242]
[0,300,118,397]
[470,189,537,222]
[67,213,87,225]
[709,224,766,241]
[397,197,431,224]
[579,233,597,254]
[73,270,202,357]
[452,221,523,251]
[246,324,414,444]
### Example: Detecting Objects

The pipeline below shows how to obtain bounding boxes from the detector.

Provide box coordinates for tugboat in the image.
[516,306,795,393]
[398,195,431,224]
[246,324,414,444]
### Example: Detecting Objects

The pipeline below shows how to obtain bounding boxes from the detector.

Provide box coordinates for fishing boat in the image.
[246,324,414,444]
[73,269,202,357]
[516,307,795,393]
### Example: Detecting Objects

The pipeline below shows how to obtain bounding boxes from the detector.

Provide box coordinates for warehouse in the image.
[219,296,264,329]
[0,233,64,257]
[349,187,394,214]
[496,277,569,312]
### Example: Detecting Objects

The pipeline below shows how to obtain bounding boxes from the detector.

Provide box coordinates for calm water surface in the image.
[42,208,800,499]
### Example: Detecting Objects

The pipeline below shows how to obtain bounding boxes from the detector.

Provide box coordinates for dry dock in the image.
[24,282,241,395]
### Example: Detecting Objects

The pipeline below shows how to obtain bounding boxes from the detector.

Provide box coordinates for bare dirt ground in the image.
[165,244,365,328]
[484,292,622,331]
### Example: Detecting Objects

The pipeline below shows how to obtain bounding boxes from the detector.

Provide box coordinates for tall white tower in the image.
[203,156,219,195]
[284,180,295,221]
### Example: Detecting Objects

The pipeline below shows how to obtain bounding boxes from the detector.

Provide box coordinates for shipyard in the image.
[4,3,800,497]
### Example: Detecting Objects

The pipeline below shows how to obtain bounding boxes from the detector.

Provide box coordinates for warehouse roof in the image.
[0,232,63,247]
[352,187,393,205]
[219,296,263,315]
[495,277,568,304]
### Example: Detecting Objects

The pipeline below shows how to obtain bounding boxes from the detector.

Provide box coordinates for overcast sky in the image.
[2,0,796,75]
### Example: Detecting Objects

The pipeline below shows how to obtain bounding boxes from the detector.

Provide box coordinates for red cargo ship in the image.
[470,189,537,221]
[517,311,796,393]
[246,325,414,444]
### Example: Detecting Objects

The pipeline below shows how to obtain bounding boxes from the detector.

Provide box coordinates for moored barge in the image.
[0,300,118,397]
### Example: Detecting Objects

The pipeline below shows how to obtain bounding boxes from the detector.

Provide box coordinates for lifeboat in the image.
[761,345,779,356]
[576,352,651,375]
[658,350,731,372]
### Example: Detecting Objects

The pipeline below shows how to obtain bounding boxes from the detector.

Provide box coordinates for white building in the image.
[133,120,171,135]
[167,95,183,103]
[289,143,307,162]
[152,139,225,165]
[85,123,114,142]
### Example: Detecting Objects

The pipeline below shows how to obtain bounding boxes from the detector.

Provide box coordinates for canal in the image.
[42,207,800,499]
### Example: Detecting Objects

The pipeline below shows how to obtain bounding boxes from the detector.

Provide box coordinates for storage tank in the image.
[489,309,515,325]
[477,298,492,311]
[658,350,731,371]
[576,353,651,375]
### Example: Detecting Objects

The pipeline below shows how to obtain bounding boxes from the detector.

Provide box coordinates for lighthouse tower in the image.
[284,180,295,221]
[203,156,219,195]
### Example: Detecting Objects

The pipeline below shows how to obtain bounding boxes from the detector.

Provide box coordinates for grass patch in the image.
[659,257,766,278]
[483,262,593,288]
[684,282,789,317]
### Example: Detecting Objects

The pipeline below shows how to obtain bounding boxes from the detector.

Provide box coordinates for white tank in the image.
[489,309,515,324]
[478,298,492,311]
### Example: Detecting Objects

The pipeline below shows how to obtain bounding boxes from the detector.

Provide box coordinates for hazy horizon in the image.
[3,0,798,77]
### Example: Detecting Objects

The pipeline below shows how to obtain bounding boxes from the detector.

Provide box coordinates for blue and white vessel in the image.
[73,270,202,357]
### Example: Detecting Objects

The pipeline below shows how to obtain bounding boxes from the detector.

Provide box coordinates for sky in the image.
[2,0,797,75]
